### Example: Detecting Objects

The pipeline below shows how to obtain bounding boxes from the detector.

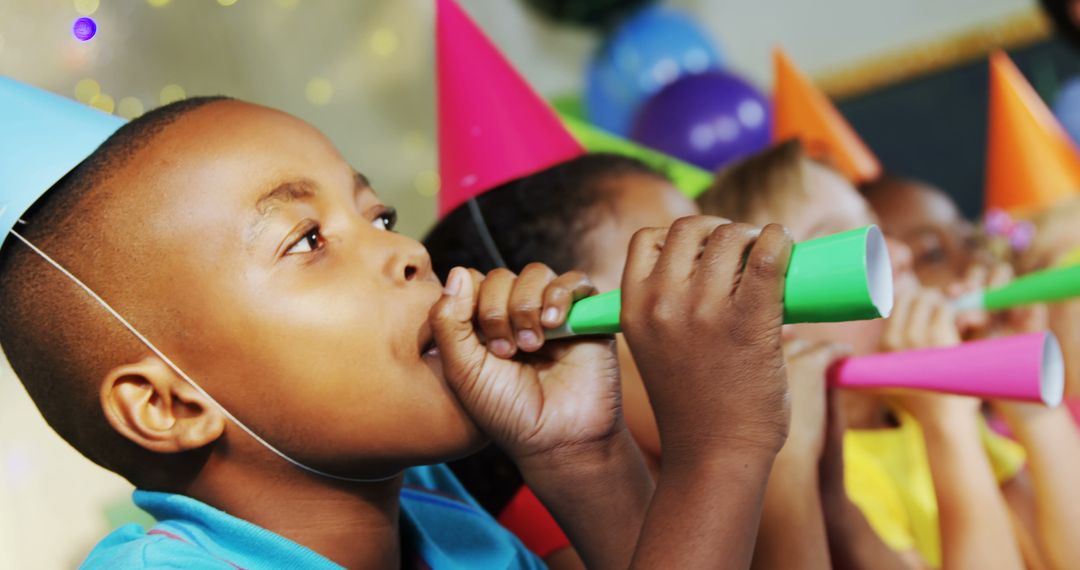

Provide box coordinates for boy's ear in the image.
[100,355,226,453]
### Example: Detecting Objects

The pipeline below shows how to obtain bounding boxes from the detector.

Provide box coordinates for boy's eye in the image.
[917,247,947,266]
[374,207,398,232]
[285,226,326,255]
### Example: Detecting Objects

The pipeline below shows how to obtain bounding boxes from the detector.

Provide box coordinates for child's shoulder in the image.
[80,523,236,569]
[80,490,341,569]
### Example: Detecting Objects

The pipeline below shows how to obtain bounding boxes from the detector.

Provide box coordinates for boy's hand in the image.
[950,262,1047,339]
[430,264,622,463]
[620,217,794,461]
[780,339,850,463]
[880,288,960,353]
[878,287,980,426]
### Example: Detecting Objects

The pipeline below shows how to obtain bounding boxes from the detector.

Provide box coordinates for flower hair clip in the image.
[982,208,1036,255]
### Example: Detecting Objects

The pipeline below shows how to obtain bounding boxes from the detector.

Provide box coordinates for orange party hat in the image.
[985,51,1080,214]
[772,48,881,183]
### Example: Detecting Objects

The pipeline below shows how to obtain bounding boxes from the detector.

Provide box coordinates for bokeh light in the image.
[402,131,429,155]
[72,17,97,42]
[414,170,440,197]
[89,93,115,114]
[74,78,101,103]
[370,28,399,57]
[305,78,334,105]
[146,0,171,7]
[159,84,186,105]
[117,97,145,119]
[74,0,100,16]
[217,0,239,6]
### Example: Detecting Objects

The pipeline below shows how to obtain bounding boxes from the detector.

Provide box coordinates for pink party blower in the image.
[828,332,1064,406]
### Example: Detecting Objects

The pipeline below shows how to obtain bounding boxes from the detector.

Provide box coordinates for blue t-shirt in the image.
[81,464,546,569]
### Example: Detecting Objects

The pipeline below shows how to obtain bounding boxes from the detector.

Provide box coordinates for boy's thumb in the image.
[430,268,485,388]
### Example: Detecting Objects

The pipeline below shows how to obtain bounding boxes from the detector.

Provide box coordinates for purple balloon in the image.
[630,71,771,170]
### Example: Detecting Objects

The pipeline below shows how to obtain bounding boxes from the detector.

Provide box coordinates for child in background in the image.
[0,82,798,568]
[425,146,919,569]
[699,140,1025,570]
[864,175,1080,569]
[1018,196,1080,407]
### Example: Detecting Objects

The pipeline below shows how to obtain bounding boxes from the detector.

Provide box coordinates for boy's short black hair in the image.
[0,95,230,489]
[423,152,665,514]
[1040,0,1080,52]
[424,152,665,279]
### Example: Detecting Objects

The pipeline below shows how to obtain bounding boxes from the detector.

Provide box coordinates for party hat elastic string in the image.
[466,198,507,269]
[7,229,399,484]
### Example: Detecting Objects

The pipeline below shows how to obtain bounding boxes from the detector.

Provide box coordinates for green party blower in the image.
[547,225,894,338]
[952,263,1080,311]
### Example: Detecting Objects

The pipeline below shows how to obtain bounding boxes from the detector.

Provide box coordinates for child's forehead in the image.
[100,101,362,245]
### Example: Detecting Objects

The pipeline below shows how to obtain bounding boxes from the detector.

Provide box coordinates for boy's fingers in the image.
[542,270,596,329]
[964,264,988,290]
[882,292,913,350]
[623,227,668,285]
[508,263,556,352]
[653,216,729,284]
[806,341,852,368]
[929,301,958,345]
[782,337,813,358]
[904,291,935,347]
[791,341,849,377]
[732,224,792,315]
[431,268,485,384]
[697,223,760,299]
[987,262,1013,288]
[476,268,517,358]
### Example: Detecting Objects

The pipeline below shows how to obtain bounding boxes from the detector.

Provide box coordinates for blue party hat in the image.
[1,76,124,237]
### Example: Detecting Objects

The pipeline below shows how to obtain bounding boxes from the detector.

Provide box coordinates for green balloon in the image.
[549,226,894,338]
[560,112,714,198]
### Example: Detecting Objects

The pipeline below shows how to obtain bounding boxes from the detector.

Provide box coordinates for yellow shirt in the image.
[844,411,1026,568]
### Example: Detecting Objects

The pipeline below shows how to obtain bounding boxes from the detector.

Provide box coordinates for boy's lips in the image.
[419,323,440,359]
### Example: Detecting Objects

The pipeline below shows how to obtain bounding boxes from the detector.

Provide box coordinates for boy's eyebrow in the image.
[354,170,372,190]
[255,179,318,216]
[246,178,318,247]
[246,172,373,247]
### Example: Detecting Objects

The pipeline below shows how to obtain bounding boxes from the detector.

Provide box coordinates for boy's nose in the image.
[390,240,435,285]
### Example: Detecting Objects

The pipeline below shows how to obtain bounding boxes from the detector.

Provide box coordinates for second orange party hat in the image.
[437,0,584,218]
[772,48,881,184]
[985,51,1080,215]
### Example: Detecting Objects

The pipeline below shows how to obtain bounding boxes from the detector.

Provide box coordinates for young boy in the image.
[0,80,795,568]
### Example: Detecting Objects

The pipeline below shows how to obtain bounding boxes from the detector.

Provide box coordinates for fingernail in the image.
[542,306,561,325]
[444,268,462,296]
[517,329,539,349]
[489,339,514,357]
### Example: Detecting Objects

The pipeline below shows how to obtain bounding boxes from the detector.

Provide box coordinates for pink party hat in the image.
[437,0,584,218]
[829,332,1064,406]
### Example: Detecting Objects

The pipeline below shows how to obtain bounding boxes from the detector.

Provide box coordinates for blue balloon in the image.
[585,6,723,136]
[1054,76,1080,145]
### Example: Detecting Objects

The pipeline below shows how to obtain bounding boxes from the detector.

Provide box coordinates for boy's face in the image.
[864,179,982,290]
[104,101,482,477]
[771,163,914,355]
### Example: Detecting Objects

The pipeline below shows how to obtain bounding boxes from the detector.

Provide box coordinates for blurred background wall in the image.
[0,0,1070,567]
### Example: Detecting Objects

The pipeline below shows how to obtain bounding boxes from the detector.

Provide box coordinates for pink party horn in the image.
[828,332,1064,406]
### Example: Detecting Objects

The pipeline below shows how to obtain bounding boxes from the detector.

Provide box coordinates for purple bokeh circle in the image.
[72,17,97,42]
